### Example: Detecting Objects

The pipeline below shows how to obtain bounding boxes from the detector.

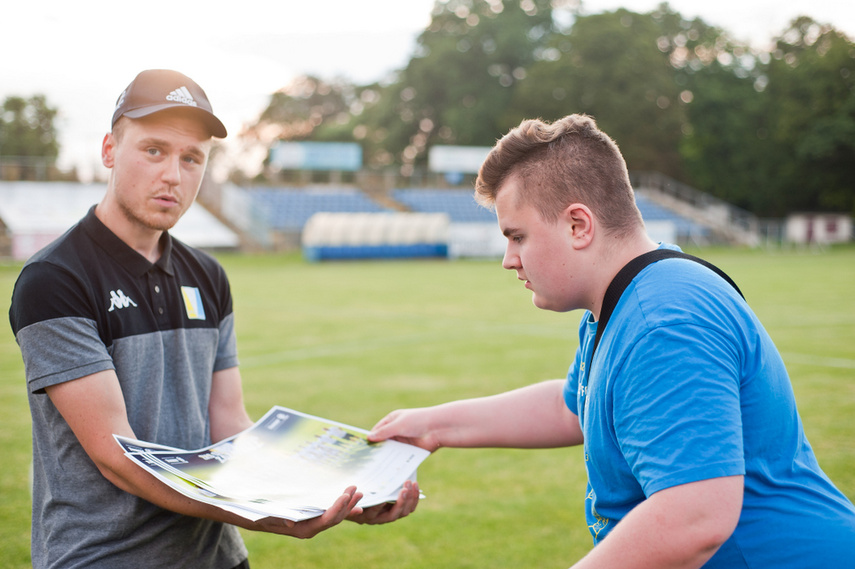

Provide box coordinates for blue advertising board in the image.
[270,142,363,172]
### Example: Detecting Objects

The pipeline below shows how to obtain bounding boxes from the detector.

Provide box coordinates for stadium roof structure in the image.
[0,181,239,260]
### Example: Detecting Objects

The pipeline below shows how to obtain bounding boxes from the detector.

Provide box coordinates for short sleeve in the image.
[10,261,113,393]
[214,312,239,372]
[564,356,581,415]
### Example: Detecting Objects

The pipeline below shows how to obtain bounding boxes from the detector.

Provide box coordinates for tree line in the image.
[4,1,854,218]
[246,0,855,218]
[0,95,71,181]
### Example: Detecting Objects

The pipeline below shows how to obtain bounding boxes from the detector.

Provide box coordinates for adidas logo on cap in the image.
[166,86,198,107]
[111,69,228,138]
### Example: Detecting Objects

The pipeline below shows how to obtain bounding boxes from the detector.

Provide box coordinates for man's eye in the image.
[147,148,161,156]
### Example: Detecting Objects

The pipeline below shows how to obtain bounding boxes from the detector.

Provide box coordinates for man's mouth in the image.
[153,195,179,206]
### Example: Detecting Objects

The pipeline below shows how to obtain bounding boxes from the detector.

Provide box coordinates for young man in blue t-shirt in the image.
[369,114,855,567]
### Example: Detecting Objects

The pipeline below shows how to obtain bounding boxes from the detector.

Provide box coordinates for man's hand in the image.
[368,409,440,451]
[252,486,364,539]
[348,480,421,525]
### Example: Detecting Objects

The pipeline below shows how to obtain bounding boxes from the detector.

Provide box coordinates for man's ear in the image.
[101,133,116,169]
[562,203,595,250]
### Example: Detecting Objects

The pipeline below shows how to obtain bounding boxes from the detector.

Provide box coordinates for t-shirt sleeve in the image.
[214,312,239,372]
[612,323,746,497]
[10,261,114,393]
[564,346,583,416]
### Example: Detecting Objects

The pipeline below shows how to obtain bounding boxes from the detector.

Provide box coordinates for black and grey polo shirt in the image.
[9,205,247,569]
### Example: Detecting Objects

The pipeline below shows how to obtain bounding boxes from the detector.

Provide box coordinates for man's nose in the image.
[502,246,519,271]
[162,156,181,185]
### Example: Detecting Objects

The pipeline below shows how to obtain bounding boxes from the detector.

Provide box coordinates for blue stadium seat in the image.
[391,189,497,223]
[635,194,708,239]
[248,187,390,231]
[243,186,705,241]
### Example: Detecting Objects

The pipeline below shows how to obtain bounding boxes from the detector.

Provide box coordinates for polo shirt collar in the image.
[81,205,175,277]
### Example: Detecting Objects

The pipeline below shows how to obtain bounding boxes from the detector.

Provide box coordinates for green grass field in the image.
[1,246,853,567]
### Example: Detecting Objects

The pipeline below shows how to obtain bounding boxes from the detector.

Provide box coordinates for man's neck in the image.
[588,231,659,321]
[94,201,164,263]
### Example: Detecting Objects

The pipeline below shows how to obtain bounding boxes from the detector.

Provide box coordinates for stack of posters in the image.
[115,406,430,521]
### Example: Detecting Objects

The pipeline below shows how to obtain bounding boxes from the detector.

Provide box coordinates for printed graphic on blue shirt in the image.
[586,487,610,539]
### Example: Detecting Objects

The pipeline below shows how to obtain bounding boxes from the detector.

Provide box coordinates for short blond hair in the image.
[475,114,642,235]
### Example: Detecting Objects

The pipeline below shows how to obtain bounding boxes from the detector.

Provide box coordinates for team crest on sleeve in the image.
[181,286,206,320]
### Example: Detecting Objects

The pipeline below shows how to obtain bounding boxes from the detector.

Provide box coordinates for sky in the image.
[2,0,853,181]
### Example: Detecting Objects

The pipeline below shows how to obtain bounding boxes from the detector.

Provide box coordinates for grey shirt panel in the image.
[18,316,114,393]
[25,322,247,569]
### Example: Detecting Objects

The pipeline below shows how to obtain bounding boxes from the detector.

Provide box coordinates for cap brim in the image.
[123,104,228,138]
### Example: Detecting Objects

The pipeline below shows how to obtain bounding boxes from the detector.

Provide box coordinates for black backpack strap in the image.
[590,249,744,363]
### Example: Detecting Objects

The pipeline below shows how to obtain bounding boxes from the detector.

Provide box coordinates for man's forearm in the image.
[433,379,583,449]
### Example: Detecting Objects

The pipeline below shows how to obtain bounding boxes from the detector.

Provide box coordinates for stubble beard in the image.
[117,195,182,233]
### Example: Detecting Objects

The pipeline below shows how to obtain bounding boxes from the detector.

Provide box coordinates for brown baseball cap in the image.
[111,69,227,138]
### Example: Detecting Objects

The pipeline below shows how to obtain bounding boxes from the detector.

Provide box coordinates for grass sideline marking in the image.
[782,352,855,370]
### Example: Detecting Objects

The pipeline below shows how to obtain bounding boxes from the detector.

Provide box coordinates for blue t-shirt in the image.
[563,248,855,567]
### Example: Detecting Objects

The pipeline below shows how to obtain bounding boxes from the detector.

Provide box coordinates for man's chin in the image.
[531,295,551,311]
[532,295,572,313]
[143,210,183,232]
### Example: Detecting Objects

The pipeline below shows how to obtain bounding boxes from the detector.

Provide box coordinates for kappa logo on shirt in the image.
[107,289,138,312]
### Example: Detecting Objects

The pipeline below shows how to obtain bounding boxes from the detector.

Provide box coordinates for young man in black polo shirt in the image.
[9,69,419,569]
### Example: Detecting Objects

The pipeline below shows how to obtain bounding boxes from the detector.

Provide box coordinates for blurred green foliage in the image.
[253,2,855,217]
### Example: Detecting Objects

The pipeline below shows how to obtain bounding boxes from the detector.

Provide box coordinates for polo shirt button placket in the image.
[151,280,167,323]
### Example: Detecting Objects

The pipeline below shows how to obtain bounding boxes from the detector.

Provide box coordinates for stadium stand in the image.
[389,188,706,248]
[634,193,709,244]
[632,171,759,246]
[0,181,240,260]
[302,212,449,261]
[226,185,709,259]
[247,187,391,231]
[0,170,772,262]
[389,188,706,241]
[391,188,498,223]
